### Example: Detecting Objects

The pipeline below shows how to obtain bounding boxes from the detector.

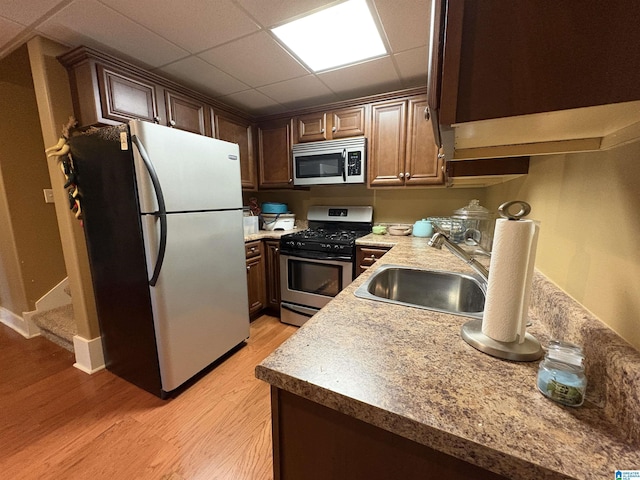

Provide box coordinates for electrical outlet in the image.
[43,189,55,204]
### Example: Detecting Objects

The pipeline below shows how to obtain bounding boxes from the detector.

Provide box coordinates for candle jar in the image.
[537,340,587,407]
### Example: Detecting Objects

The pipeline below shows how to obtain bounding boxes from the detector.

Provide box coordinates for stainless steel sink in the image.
[354,264,485,318]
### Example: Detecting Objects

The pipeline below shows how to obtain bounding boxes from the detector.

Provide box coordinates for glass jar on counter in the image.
[536,340,587,407]
[451,199,495,250]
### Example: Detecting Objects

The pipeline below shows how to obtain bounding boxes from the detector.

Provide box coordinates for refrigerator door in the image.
[140,208,250,392]
[129,120,242,214]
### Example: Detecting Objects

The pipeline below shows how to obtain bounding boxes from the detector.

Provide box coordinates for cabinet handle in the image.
[398,173,404,178]
[438,153,445,159]
[405,172,411,179]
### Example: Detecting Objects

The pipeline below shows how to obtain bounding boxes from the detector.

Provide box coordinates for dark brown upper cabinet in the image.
[164,90,211,137]
[295,106,366,143]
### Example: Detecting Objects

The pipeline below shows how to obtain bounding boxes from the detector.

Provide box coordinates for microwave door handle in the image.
[342,148,347,182]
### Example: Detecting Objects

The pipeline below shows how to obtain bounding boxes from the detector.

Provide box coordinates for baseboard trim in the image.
[73,335,105,374]
[1,307,41,338]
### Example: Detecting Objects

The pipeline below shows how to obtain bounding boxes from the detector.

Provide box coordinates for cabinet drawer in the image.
[245,240,263,259]
[356,246,390,277]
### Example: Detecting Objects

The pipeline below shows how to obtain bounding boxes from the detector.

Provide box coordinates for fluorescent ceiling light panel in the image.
[272,0,387,72]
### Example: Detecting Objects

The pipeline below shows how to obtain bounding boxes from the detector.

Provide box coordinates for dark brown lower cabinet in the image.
[245,241,265,317]
[264,240,281,311]
[271,388,508,480]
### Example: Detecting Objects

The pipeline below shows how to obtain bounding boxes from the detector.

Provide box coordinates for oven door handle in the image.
[281,303,316,318]
[281,251,352,262]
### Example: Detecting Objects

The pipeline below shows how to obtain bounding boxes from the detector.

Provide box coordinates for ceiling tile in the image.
[219,88,286,115]
[318,56,403,100]
[36,0,190,67]
[257,75,339,108]
[198,31,309,88]
[0,16,23,47]
[235,0,335,28]
[393,46,428,84]
[156,56,250,97]
[373,0,430,52]
[99,0,260,54]
[0,0,66,25]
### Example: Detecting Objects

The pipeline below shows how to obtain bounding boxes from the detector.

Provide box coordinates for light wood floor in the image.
[0,314,297,480]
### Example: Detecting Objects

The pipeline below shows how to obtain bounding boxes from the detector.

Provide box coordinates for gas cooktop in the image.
[279,205,373,257]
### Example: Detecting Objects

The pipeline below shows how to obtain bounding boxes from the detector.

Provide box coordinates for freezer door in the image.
[140,209,250,392]
[129,120,242,213]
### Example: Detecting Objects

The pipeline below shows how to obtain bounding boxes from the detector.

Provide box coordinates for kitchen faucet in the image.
[428,232,490,286]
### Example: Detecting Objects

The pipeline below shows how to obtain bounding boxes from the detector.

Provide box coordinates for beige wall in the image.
[485,141,640,351]
[27,36,100,339]
[243,185,487,225]
[0,45,66,313]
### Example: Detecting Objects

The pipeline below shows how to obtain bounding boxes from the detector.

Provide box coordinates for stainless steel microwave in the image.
[292,137,366,186]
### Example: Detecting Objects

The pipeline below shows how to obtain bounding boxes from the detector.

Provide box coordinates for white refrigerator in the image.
[69,120,250,398]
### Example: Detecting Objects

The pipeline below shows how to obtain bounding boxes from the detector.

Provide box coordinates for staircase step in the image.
[31,304,76,352]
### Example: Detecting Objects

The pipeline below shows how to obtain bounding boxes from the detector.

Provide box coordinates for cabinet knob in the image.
[153,116,161,124]
[169,120,176,127]
[275,248,279,252]
[437,153,445,159]
[250,247,256,252]
[321,128,325,133]
[398,173,404,178]
[332,126,336,132]
[246,265,250,271]
[370,254,376,258]
[405,172,411,179]
[424,107,430,121]
[289,178,293,183]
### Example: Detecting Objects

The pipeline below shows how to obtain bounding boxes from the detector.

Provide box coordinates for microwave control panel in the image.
[347,151,362,176]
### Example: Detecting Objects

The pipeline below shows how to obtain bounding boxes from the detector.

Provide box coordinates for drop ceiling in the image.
[0,0,430,116]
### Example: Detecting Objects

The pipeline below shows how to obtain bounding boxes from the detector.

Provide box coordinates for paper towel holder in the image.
[461,199,543,361]
[461,319,543,361]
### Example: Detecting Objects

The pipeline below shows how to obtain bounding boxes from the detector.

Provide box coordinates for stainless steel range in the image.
[279,205,373,326]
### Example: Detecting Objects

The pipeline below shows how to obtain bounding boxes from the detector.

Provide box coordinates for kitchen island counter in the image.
[256,235,640,479]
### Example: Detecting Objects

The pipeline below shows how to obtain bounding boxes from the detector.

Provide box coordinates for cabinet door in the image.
[246,244,265,316]
[97,65,158,124]
[216,114,257,190]
[331,106,366,139]
[438,1,640,124]
[165,90,211,136]
[296,112,327,142]
[265,240,281,310]
[258,119,293,189]
[368,100,407,187]
[405,97,443,186]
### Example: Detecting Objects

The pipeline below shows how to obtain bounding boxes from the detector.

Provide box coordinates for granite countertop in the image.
[256,233,640,480]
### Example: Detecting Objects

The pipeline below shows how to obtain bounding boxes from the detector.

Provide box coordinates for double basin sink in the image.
[354,264,486,319]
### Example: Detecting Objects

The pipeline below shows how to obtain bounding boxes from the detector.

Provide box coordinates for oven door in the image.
[280,253,354,310]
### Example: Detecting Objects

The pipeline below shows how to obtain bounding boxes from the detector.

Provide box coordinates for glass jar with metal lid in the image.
[451,199,495,251]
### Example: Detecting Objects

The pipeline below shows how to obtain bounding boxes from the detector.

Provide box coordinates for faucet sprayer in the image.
[428,232,489,286]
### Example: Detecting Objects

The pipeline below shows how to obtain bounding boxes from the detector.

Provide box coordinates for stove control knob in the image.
[334,245,340,250]
[297,242,302,247]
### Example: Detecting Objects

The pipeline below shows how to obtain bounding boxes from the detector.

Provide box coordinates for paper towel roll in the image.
[482,218,540,343]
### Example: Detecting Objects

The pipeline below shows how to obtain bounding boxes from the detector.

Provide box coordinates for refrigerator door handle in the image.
[132,134,167,287]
